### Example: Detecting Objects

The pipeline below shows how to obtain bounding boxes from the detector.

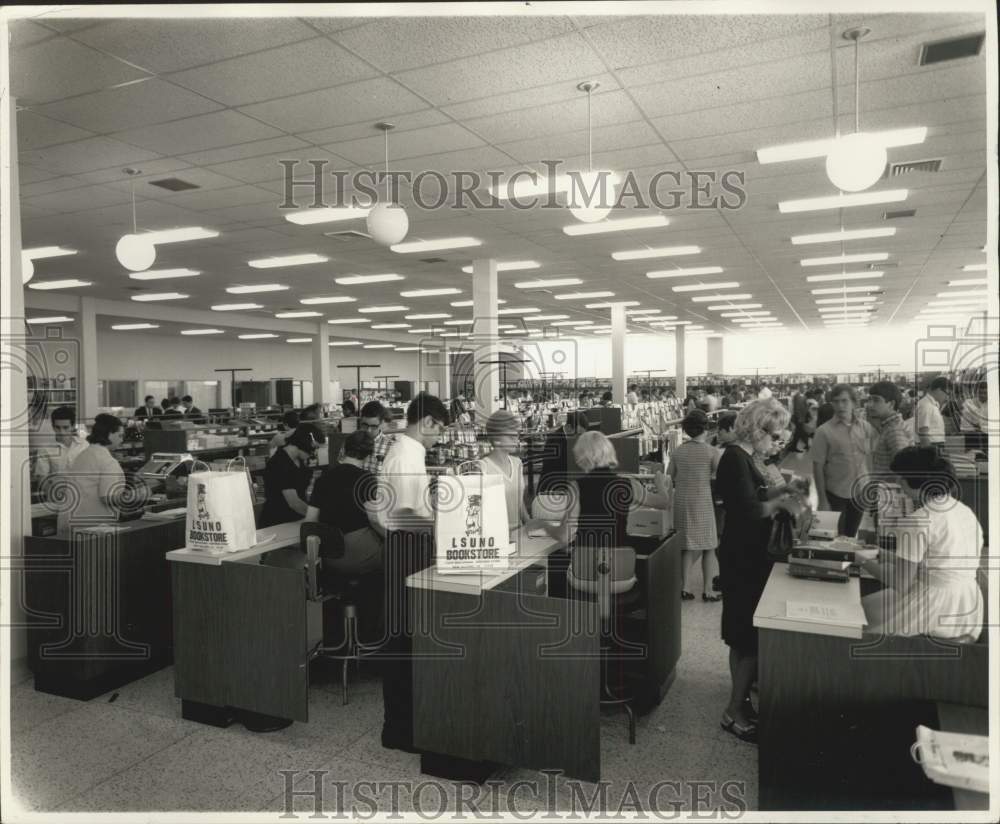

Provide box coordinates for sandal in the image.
[681,591,695,600]
[720,712,757,743]
[702,593,722,602]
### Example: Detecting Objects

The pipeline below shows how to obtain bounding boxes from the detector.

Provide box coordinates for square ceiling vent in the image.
[886,158,942,177]
[919,33,985,65]
[883,209,917,220]
[149,177,200,191]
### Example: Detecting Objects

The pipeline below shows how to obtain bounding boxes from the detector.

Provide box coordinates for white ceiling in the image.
[10,9,990,343]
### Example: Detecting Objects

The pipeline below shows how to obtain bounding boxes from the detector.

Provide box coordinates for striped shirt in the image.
[871,412,912,477]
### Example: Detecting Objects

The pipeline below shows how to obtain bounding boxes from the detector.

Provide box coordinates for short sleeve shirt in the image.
[378,433,432,522]
[309,463,377,534]
[915,394,946,443]
[810,416,874,498]
[260,448,309,527]
[56,444,124,532]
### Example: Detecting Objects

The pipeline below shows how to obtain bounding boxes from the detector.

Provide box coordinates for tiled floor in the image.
[9,570,757,816]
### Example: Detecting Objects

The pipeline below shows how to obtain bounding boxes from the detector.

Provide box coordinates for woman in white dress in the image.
[472,409,528,532]
[859,447,984,643]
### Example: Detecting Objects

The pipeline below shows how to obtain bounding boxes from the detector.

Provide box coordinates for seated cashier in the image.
[55,413,126,536]
[471,409,529,533]
[304,430,384,574]
[858,446,984,643]
[258,423,323,528]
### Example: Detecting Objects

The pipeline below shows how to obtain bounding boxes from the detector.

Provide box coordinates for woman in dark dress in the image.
[715,399,797,743]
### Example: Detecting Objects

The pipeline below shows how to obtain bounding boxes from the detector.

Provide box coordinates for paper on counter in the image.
[786,600,867,626]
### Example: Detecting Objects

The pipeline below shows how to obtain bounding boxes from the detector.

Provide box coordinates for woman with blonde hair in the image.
[715,399,802,743]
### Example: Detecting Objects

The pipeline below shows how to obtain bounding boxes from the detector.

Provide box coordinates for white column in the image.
[471,258,499,415]
[707,335,724,374]
[79,296,99,420]
[675,326,687,398]
[312,322,330,409]
[610,302,627,404]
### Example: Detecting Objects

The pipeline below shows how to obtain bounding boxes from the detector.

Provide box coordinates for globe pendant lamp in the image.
[569,81,618,223]
[366,122,409,247]
[115,168,156,271]
[825,28,887,193]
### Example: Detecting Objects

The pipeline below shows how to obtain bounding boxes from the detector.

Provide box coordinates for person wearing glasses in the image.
[358,400,397,474]
[714,399,801,743]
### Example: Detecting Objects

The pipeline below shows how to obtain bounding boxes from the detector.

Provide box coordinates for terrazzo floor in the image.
[8,566,758,817]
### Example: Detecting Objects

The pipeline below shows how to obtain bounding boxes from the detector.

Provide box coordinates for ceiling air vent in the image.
[871,262,898,269]
[885,158,942,177]
[323,229,371,242]
[919,33,984,65]
[420,257,447,264]
[883,209,916,220]
[149,177,200,191]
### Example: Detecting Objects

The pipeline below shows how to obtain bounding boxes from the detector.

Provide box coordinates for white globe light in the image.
[366,203,409,247]
[116,234,156,271]
[569,170,619,223]
[825,133,888,193]
[21,256,33,284]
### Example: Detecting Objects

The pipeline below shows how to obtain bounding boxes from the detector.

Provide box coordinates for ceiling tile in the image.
[34,78,224,133]
[17,164,60,184]
[33,18,104,34]
[166,37,380,107]
[237,77,431,133]
[20,136,162,174]
[440,73,621,122]
[73,158,196,186]
[112,110,285,155]
[72,18,318,74]
[10,20,56,49]
[322,123,486,166]
[496,121,662,165]
[297,109,452,146]
[161,184,279,212]
[16,111,95,151]
[178,135,312,167]
[23,183,134,214]
[203,151,337,186]
[301,17,376,33]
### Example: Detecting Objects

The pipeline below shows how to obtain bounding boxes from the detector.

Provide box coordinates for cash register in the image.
[139,452,195,498]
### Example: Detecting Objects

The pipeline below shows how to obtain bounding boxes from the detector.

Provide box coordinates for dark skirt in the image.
[718,525,772,655]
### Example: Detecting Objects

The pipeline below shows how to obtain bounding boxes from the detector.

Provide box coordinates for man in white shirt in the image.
[626,384,640,405]
[757,383,773,400]
[33,406,88,490]
[959,381,988,433]
[915,377,950,448]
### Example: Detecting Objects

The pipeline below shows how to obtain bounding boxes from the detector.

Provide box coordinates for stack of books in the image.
[787,545,853,583]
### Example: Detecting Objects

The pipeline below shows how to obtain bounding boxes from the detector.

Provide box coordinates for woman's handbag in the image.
[766,498,812,561]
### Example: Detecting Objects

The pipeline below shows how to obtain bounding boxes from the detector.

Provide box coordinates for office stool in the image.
[301,522,380,705]
[567,544,642,745]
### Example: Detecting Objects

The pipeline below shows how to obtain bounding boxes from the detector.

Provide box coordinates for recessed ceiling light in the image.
[226,284,289,294]
[334,273,405,285]
[180,328,224,335]
[142,226,219,244]
[111,323,159,330]
[275,311,322,318]
[286,338,313,343]
[239,333,279,340]
[394,346,420,351]
[814,296,877,304]
[806,271,884,282]
[284,206,370,225]
[400,288,462,297]
[487,174,575,201]
[444,319,474,326]
[451,299,506,307]
[554,291,615,300]
[817,306,876,313]
[210,302,261,311]
[757,127,926,163]
[947,279,988,287]
[626,309,662,316]
[498,307,540,315]
[721,311,772,317]
[28,279,92,290]
[461,260,540,273]
[515,278,584,289]
[405,313,451,320]
[26,316,74,324]
[634,314,678,321]
[672,282,740,292]
[247,253,328,268]
[646,266,723,279]
[407,328,435,334]
[691,293,752,302]
[132,292,188,302]
[128,268,200,280]
[371,323,411,329]
[391,237,482,254]
[525,314,570,321]
[779,190,908,214]
[358,305,409,313]
[327,317,371,324]
[586,300,640,308]
[961,264,987,271]
[300,296,357,305]
[706,303,762,311]
[329,340,362,346]
[791,227,896,245]
[800,253,888,267]
[811,285,882,294]
[611,246,701,261]
[562,215,669,236]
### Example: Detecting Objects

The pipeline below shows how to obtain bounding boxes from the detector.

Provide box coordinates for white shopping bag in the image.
[435,473,510,573]
[185,460,257,553]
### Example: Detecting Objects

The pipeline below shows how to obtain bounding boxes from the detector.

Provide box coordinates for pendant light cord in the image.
[854,35,861,135]
[587,86,593,172]
[383,128,390,202]
[130,177,137,234]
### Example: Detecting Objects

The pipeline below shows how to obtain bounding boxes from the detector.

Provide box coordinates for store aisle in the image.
[10,585,755,815]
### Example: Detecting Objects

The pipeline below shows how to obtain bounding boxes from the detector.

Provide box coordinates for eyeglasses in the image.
[360,420,381,430]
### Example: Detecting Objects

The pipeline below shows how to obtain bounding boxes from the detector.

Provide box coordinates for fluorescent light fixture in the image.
[815,296,877,305]
[391,237,481,254]
[498,307,540,315]
[488,174,575,201]
[111,323,158,330]
[300,296,357,305]
[180,329,224,335]
[327,317,371,324]
[358,305,408,313]
[335,273,404,285]
[646,266,723,279]
[371,323,410,329]
[562,215,669,236]
[811,285,882,295]
[395,347,420,351]
[239,333,278,340]
[612,246,700,261]
[626,309,662,316]
[757,127,926,164]
[328,340,362,346]
[791,227,896,245]
[28,279,92,290]
[226,284,289,294]
[275,311,322,318]
[551,320,588,327]
[928,299,987,307]
[526,314,569,321]
[210,302,261,311]
[407,328,435,334]
[587,301,640,308]
[653,320,693,326]
[721,311,772,317]
[937,290,988,298]
[247,253,328,268]
[142,227,218,244]
[779,190,907,214]
[671,282,740,292]
[400,288,462,298]
[128,268,200,280]
[806,271,883,282]
[26,316,73,324]
[707,303,762,311]
[962,263,987,271]
[554,291,615,300]
[444,319,474,326]
[497,324,517,330]
[635,315,678,321]
[800,252,888,267]
[461,260,540,273]
[817,306,875,313]
[132,292,189,302]
[439,332,465,338]
[284,206,370,225]
[691,293,752,302]
[286,338,313,343]
[451,299,506,307]
[947,279,988,287]
[405,313,451,320]
[23,245,76,260]
[515,278,583,289]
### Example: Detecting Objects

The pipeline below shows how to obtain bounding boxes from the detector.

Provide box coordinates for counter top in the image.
[406,527,563,595]
[754,562,867,639]
[166,521,301,566]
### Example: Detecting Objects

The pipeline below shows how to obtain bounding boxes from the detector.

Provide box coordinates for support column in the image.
[79,296,99,421]
[471,258,499,415]
[610,303,627,405]
[707,335,724,375]
[674,326,687,399]
[312,322,330,410]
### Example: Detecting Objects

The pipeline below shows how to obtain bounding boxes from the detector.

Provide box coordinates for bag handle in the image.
[190,459,211,474]
[226,456,247,472]
[910,741,924,764]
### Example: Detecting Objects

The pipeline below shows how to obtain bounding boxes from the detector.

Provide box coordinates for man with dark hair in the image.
[627,384,640,405]
[865,381,913,477]
[300,403,322,421]
[134,395,161,418]
[703,385,720,412]
[268,410,300,456]
[359,400,396,474]
[161,397,184,418]
[916,376,950,448]
[33,405,87,485]
[181,395,202,417]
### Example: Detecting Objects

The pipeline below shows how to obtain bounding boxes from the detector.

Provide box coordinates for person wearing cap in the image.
[472,409,528,532]
[258,423,322,528]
